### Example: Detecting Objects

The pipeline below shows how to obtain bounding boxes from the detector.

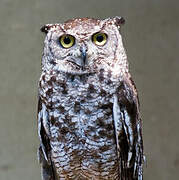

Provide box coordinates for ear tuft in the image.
[40,24,53,34]
[114,16,125,27]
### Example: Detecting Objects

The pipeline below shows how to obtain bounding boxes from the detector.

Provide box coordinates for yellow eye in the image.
[92,32,107,46]
[59,34,75,48]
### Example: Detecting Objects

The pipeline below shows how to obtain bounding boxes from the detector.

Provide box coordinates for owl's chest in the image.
[40,73,118,141]
[49,75,115,132]
[40,73,120,177]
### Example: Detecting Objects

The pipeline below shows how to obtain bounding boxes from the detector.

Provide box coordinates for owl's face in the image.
[41,17,127,75]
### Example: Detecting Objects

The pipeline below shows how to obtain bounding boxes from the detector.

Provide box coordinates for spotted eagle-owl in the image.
[37,17,144,180]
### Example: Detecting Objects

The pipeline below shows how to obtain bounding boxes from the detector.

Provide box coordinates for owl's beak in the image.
[67,46,87,70]
[80,46,87,70]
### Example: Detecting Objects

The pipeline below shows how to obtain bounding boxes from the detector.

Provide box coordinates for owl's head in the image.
[41,17,128,76]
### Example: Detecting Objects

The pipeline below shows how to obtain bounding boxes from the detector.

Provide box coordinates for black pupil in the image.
[63,36,71,44]
[96,35,104,42]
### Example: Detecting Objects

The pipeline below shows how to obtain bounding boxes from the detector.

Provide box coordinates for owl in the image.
[37,17,144,180]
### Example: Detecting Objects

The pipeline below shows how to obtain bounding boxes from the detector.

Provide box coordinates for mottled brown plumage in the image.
[37,17,144,180]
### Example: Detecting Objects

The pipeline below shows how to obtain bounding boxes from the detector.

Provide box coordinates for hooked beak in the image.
[80,46,87,70]
[67,45,88,70]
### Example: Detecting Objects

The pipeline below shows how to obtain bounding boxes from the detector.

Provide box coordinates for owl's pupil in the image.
[96,35,104,42]
[64,36,71,44]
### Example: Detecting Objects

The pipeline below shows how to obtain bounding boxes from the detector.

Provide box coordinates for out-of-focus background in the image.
[0,0,178,179]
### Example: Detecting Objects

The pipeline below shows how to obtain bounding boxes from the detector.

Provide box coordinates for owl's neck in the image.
[42,66,127,89]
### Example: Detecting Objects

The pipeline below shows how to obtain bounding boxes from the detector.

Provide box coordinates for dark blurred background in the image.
[0,0,178,179]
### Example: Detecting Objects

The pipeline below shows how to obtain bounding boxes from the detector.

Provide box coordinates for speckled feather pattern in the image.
[38,17,144,180]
